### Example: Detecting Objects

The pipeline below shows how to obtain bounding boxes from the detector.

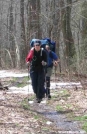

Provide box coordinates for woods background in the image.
[0,0,87,75]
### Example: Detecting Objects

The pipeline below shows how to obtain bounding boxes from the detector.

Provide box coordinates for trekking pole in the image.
[45,66,48,99]
[54,66,57,89]
[45,74,48,99]
[27,66,30,101]
[59,61,61,74]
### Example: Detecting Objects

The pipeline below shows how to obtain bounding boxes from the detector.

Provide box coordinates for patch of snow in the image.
[7,81,82,94]
[60,99,65,103]
[41,100,47,104]
[0,70,28,78]
[28,101,34,104]
[50,82,82,89]
[46,121,52,125]
[7,85,33,94]
[0,70,82,94]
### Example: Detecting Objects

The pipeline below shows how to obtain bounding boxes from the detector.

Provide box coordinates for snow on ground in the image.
[0,70,82,94]
[50,82,82,89]
[0,70,28,78]
[8,85,33,94]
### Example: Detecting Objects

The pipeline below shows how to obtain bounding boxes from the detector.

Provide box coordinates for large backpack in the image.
[30,38,56,53]
[40,38,56,52]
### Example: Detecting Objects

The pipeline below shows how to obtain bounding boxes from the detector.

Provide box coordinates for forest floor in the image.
[0,69,87,134]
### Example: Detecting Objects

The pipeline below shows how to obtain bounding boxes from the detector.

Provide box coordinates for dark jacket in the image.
[26,48,47,71]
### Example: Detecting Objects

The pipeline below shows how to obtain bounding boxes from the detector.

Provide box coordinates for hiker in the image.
[26,39,47,103]
[44,44,59,99]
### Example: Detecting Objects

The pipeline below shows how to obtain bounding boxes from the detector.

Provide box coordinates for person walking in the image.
[44,44,59,99]
[26,39,47,103]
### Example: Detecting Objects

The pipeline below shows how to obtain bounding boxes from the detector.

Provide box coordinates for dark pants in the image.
[44,76,50,95]
[30,69,45,99]
[46,76,50,88]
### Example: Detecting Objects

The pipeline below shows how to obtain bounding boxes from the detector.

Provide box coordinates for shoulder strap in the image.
[31,47,34,50]
[40,48,44,56]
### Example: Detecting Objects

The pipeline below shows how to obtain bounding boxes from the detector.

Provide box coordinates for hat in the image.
[34,39,41,45]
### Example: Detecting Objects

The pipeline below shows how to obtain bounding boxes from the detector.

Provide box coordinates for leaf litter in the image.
[0,69,87,134]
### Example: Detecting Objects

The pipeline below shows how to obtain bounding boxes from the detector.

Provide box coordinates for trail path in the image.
[0,70,86,134]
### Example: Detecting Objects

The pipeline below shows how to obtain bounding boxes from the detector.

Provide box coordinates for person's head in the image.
[45,44,50,51]
[34,39,41,51]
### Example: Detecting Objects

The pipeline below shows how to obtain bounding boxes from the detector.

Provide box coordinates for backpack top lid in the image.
[30,38,56,52]
[43,38,51,43]
[40,39,48,45]
[41,38,56,52]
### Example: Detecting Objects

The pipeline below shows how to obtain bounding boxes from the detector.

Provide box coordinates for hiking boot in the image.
[46,88,51,99]
[37,98,42,103]
[42,94,45,98]
[47,94,51,99]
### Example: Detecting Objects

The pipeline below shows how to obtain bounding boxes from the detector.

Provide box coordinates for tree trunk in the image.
[26,0,31,50]
[61,0,75,67]
[9,0,15,67]
[0,1,3,68]
[20,0,27,67]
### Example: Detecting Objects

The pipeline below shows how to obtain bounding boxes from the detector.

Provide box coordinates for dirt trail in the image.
[0,91,86,134]
[0,70,87,133]
[30,100,86,134]
[0,92,61,134]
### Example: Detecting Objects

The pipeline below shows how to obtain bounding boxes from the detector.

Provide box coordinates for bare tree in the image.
[0,0,87,75]
[60,0,75,68]
[20,0,27,67]
[9,0,15,67]
[0,1,3,68]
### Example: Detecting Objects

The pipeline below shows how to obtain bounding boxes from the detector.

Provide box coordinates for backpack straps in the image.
[40,48,44,56]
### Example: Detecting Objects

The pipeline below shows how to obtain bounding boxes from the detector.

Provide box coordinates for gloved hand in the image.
[53,61,58,66]
[42,61,47,66]
[26,61,30,67]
